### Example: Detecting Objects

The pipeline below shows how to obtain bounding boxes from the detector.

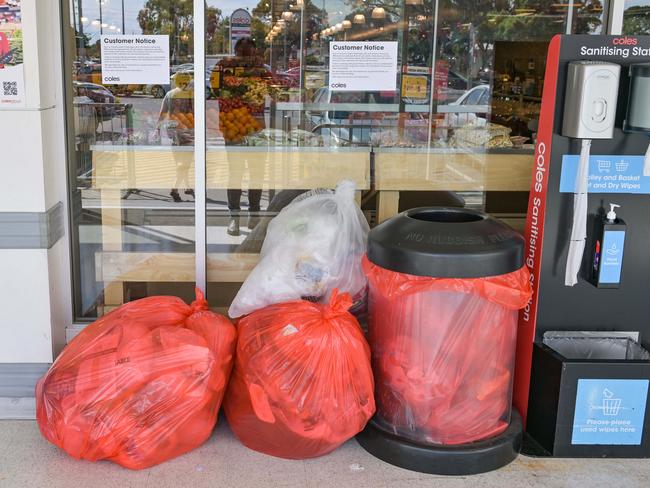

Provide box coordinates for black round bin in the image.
[357,207,531,475]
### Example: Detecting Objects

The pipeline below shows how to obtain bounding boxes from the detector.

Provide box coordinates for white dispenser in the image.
[562,61,621,140]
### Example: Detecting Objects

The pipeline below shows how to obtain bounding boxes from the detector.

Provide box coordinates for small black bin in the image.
[527,332,650,457]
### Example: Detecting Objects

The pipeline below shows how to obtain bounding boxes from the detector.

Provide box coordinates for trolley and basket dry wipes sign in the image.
[100,35,170,85]
[329,42,398,91]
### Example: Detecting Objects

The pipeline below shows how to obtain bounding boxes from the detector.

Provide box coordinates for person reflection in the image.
[158,69,195,203]
[217,37,265,236]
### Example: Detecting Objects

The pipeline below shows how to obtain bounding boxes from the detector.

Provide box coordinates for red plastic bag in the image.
[224,290,375,459]
[363,256,531,445]
[36,289,236,469]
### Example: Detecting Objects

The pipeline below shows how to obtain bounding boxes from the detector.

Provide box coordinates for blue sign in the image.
[560,155,650,194]
[572,379,649,445]
[599,231,626,284]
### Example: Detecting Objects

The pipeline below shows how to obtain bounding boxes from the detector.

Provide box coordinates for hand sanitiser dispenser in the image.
[562,61,621,286]
[624,63,650,176]
[591,203,626,288]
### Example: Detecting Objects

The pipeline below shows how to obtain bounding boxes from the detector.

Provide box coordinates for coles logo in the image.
[231,10,251,26]
[613,37,637,46]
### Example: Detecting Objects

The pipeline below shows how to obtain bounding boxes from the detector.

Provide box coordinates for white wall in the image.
[0,1,71,363]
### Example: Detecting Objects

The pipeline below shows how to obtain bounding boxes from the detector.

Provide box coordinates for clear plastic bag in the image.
[363,257,532,445]
[224,290,375,459]
[36,290,236,469]
[543,332,650,360]
[228,180,369,318]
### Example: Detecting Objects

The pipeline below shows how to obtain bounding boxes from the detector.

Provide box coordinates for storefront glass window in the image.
[65,0,196,318]
[624,0,650,33]
[64,0,607,318]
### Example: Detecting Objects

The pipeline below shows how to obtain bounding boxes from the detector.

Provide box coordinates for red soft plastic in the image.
[363,256,532,445]
[224,290,375,459]
[36,289,236,470]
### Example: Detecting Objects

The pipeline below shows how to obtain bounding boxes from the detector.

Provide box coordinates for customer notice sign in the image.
[100,35,170,85]
[329,42,398,91]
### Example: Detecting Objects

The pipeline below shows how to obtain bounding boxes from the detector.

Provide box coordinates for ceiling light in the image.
[353,13,366,24]
[372,7,386,19]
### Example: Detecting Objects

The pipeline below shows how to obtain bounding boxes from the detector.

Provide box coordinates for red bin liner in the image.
[363,256,532,445]
[36,289,236,469]
[224,290,375,459]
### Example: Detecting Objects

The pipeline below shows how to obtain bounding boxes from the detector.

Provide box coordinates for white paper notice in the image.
[329,42,398,92]
[101,35,170,85]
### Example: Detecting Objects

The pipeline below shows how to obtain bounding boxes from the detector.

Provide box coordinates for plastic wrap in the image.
[228,180,369,318]
[543,332,650,360]
[363,257,532,445]
[224,290,375,459]
[36,290,236,470]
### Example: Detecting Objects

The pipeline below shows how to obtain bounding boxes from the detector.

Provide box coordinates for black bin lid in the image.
[368,207,525,278]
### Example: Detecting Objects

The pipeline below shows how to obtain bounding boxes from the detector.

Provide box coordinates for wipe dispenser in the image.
[560,61,621,286]
[356,207,532,475]
[625,63,650,133]
[624,63,650,176]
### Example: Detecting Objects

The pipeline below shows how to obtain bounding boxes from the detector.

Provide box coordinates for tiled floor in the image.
[0,420,648,488]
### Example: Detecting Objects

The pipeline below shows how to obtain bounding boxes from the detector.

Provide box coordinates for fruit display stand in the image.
[373,147,534,223]
[90,144,371,313]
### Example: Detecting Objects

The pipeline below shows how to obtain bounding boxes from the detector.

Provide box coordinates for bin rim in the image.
[368,207,525,278]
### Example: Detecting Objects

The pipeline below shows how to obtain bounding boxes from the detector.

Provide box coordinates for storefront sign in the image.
[401,74,428,99]
[0,0,24,107]
[572,379,648,445]
[100,35,170,85]
[433,60,449,102]
[329,42,398,92]
[405,66,430,75]
[230,9,252,54]
[560,155,650,194]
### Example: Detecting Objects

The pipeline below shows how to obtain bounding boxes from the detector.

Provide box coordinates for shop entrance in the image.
[63,0,611,321]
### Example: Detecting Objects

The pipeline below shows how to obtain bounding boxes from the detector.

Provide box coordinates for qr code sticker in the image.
[3,81,18,96]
